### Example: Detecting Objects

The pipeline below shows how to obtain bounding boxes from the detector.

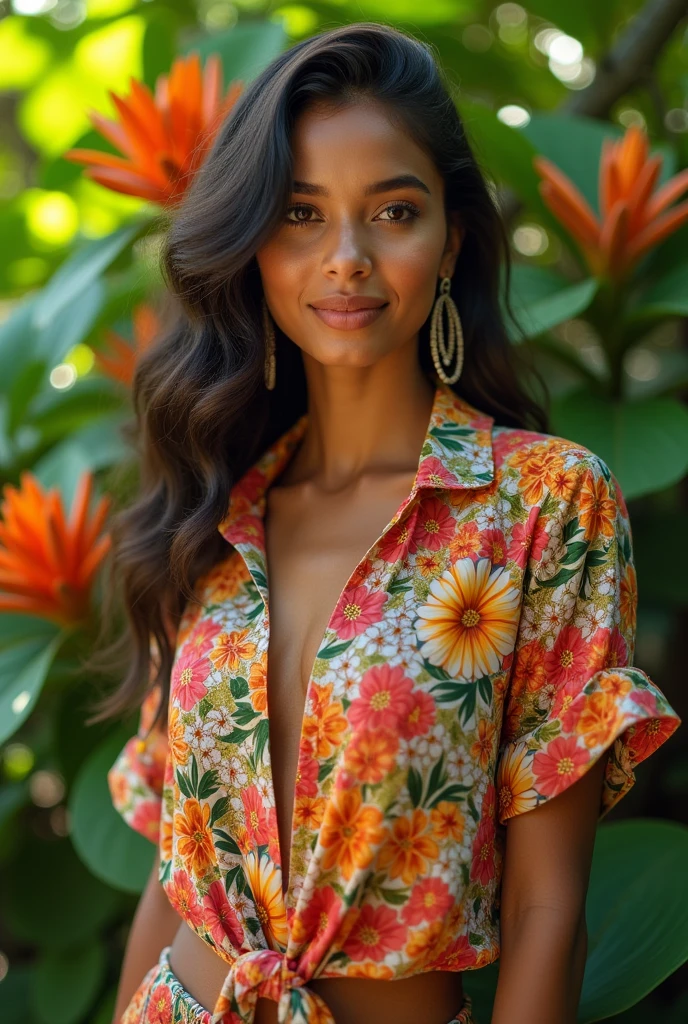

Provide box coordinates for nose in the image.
[321,217,372,280]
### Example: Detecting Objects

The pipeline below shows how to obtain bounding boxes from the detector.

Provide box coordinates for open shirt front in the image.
[108,379,681,1024]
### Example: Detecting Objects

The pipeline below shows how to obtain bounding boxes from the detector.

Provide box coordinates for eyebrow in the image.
[291,174,431,197]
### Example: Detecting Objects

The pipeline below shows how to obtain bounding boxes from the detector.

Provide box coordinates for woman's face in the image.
[255,98,462,370]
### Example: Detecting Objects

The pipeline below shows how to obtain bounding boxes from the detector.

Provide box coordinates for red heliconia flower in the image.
[94,303,160,387]
[0,471,111,626]
[65,52,243,205]
[534,123,688,282]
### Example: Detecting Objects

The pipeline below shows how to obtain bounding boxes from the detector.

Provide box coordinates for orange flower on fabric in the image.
[65,53,243,205]
[0,470,111,626]
[94,304,160,387]
[174,798,215,876]
[211,628,257,672]
[377,808,439,886]
[534,123,688,282]
[320,788,385,880]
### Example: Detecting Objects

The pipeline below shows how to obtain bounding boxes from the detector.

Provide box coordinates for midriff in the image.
[168,920,465,1024]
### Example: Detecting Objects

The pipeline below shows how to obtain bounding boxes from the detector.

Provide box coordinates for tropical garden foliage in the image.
[0,1,687,1022]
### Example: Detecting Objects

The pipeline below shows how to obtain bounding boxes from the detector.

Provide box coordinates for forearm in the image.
[490,904,587,1024]
[112,851,182,1023]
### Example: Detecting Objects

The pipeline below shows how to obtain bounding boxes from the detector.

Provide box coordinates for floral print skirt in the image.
[119,946,477,1024]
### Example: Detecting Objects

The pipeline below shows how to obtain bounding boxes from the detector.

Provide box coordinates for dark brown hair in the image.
[87,21,548,730]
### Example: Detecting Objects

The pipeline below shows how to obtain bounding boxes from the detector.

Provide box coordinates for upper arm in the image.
[500,752,608,922]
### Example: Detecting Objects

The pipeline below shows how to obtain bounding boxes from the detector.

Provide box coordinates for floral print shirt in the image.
[108,380,681,1024]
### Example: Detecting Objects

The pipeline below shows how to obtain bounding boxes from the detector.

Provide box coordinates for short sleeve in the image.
[496,452,681,826]
[106,640,169,845]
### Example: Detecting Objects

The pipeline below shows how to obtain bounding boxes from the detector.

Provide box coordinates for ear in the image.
[439,211,464,279]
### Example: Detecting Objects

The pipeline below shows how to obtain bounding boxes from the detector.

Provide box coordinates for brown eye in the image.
[376,202,420,223]
[285,204,319,225]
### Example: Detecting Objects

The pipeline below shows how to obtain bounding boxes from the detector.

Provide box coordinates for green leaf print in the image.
[176,767,194,799]
[210,796,230,825]
[407,765,423,807]
[378,887,408,906]
[477,674,493,706]
[214,829,242,855]
[232,702,261,726]
[189,754,199,795]
[253,717,270,765]
[427,783,471,809]
[316,639,353,659]
[387,575,413,595]
[427,752,447,800]
[245,916,261,935]
[230,676,249,700]
[197,769,221,800]
[218,726,249,745]
[422,657,452,682]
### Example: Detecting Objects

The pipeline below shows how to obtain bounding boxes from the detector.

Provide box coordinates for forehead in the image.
[290,98,443,195]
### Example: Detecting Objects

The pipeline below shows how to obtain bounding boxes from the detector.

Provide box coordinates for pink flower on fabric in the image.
[294,744,319,798]
[479,528,508,566]
[202,879,244,948]
[427,933,478,971]
[342,903,406,961]
[507,505,547,569]
[416,455,461,489]
[171,648,210,711]
[415,496,455,551]
[131,799,161,843]
[631,688,659,716]
[398,688,436,739]
[470,811,496,886]
[166,869,204,928]
[293,884,342,961]
[377,516,418,562]
[401,877,453,925]
[242,785,270,846]
[545,625,590,690]
[330,585,387,640]
[145,983,172,1024]
[349,664,415,732]
[533,736,589,798]
[186,617,223,658]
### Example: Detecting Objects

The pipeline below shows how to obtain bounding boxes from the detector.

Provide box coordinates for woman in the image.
[99,22,680,1024]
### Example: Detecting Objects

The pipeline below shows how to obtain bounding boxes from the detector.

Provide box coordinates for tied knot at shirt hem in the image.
[211,948,335,1024]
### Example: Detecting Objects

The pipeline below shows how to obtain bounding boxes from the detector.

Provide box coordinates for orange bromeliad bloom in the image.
[94,303,160,387]
[0,471,111,626]
[65,53,243,205]
[534,123,688,282]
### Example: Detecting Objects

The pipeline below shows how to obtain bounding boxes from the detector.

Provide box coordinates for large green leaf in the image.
[0,626,64,745]
[32,222,144,332]
[550,391,688,499]
[182,20,287,83]
[2,835,120,947]
[69,726,156,894]
[32,940,106,1024]
[456,97,548,213]
[507,275,598,341]
[628,263,688,321]
[579,820,688,1021]
[0,964,38,1024]
[32,412,130,509]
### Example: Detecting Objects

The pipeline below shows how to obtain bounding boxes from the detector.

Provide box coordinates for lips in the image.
[310,295,387,311]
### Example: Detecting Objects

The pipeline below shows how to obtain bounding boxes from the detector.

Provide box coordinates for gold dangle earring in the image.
[262,298,276,390]
[430,276,464,385]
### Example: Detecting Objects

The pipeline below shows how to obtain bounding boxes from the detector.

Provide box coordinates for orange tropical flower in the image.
[534,123,688,282]
[248,653,268,713]
[211,628,257,672]
[377,808,439,886]
[576,691,623,748]
[243,849,288,950]
[0,470,111,626]
[320,788,385,880]
[417,557,521,680]
[578,470,616,542]
[65,53,243,205]
[94,304,160,387]
[174,797,216,876]
[430,800,465,842]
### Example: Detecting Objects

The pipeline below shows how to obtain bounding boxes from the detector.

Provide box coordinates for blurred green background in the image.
[0,1,687,1022]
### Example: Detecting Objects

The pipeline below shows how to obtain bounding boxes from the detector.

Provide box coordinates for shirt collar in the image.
[217,380,494,547]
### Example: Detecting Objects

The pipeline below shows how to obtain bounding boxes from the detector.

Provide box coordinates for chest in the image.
[262,473,417,882]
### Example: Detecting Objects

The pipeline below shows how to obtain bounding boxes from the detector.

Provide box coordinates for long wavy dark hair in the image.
[87,21,549,732]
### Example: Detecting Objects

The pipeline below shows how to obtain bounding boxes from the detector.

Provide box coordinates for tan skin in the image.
[113,99,608,1024]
